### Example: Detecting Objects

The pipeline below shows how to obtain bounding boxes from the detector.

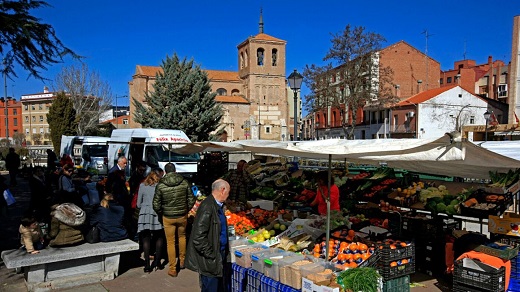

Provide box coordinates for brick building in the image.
[0,98,23,143]
[128,13,292,141]
[313,40,441,140]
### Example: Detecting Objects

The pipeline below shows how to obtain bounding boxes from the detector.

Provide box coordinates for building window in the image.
[39,104,42,110]
[498,84,507,97]
[39,115,43,122]
[32,128,36,134]
[231,89,240,96]
[393,115,398,131]
[240,52,245,69]
[32,116,35,122]
[123,119,129,125]
[265,126,271,134]
[25,116,28,122]
[25,128,29,135]
[13,118,17,126]
[13,109,17,115]
[447,77,452,83]
[47,128,50,133]
[216,88,227,96]
[257,48,265,66]
[40,127,43,134]
[439,78,443,85]
[31,105,35,110]
[24,105,28,110]
[271,49,277,66]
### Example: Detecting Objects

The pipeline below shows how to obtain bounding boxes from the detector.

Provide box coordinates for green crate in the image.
[474,243,520,260]
[383,275,410,292]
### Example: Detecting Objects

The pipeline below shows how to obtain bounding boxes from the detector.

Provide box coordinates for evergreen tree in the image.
[47,92,77,153]
[133,54,223,142]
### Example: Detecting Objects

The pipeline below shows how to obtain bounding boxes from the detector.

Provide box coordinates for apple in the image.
[279,224,287,231]
[274,223,280,230]
[269,230,276,236]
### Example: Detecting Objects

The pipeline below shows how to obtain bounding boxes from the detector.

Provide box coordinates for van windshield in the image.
[147,145,200,162]
[84,145,108,157]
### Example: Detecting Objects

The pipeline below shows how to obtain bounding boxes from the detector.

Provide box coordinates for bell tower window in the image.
[257,48,265,66]
[272,49,278,66]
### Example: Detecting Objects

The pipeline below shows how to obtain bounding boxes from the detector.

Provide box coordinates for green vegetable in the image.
[436,203,447,213]
[337,267,380,292]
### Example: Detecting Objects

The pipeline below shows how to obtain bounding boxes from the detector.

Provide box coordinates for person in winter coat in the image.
[48,203,86,247]
[19,215,44,254]
[90,193,128,242]
[185,179,231,292]
[153,163,195,277]
[5,147,20,187]
[29,166,53,223]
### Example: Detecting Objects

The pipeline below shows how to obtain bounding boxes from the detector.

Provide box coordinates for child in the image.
[19,215,44,254]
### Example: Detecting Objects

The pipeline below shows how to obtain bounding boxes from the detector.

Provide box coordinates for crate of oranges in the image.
[377,239,415,264]
[312,240,377,270]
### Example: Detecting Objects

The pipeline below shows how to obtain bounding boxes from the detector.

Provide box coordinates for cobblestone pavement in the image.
[0,172,448,292]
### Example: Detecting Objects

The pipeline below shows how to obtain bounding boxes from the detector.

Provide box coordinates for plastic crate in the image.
[379,242,415,264]
[474,243,520,260]
[453,282,490,292]
[378,261,415,281]
[278,254,306,286]
[288,257,324,290]
[260,274,282,292]
[278,283,300,292]
[453,258,506,292]
[235,244,270,268]
[383,275,410,292]
[251,249,289,274]
[509,278,520,292]
[263,252,302,282]
[232,263,248,292]
[246,268,263,292]
[230,238,254,263]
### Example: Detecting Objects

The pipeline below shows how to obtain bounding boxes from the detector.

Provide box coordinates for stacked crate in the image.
[377,242,415,281]
[453,259,506,292]
[383,275,410,292]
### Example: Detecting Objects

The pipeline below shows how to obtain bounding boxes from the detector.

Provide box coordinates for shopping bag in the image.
[86,225,100,243]
[3,189,15,206]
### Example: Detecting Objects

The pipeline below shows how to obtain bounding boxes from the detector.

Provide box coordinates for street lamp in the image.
[484,110,491,141]
[115,94,128,128]
[287,69,303,141]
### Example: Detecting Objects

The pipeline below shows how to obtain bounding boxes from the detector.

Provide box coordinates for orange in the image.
[349,243,359,252]
[390,261,398,267]
[361,253,370,261]
[401,259,409,264]
[348,229,356,237]
[358,243,368,252]
[348,262,358,268]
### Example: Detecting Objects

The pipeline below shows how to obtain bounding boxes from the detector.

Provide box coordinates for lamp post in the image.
[287,69,303,141]
[2,59,11,144]
[484,110,491,141]
[115,94,128,128]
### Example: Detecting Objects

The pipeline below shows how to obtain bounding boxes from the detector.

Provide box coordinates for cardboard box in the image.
[302,277,340,292]
[488,212,520,236]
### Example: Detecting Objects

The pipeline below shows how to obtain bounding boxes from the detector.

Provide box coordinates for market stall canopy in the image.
[473,140,520,162]
[171,134,520,179]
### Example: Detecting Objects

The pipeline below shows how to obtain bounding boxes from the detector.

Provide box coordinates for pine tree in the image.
[133,54,223,142]
[47,92,77,153]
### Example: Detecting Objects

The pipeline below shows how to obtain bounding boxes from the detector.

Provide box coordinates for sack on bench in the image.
[86,226,100,243]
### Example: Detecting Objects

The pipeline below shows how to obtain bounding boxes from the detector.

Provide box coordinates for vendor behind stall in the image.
[227,160,254,204]
[310,171,340,215]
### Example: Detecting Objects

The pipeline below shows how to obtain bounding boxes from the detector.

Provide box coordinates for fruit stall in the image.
[176,135,520,291]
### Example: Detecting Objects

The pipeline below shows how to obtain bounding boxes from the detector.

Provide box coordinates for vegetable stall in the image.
[174,134,520,291]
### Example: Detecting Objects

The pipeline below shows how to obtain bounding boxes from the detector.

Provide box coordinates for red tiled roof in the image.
[206,70,240,81]
[134,66,240,81]
[252,33,284,42]
[396,85,457,106]
[215,95,249,104]
[102,115,130,125]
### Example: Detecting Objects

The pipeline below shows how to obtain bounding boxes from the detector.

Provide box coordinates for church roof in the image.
[215,95,249,104]
[134,66,240,82]
[252,33,285,42]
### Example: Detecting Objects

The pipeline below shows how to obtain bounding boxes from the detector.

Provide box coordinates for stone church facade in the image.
[128,14,290,141]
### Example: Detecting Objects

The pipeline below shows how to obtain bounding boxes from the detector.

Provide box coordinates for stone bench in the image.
[1,239,139,292]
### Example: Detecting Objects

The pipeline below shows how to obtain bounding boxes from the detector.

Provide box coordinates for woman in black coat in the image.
[90,193,128,242]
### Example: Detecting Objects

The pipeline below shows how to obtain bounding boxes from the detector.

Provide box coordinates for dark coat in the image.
[90,201,127,242]
[185,196,229,277]
[49,203,85,246]
[105,168,129,207]
[153,172,194,218]
[5,152,20,170]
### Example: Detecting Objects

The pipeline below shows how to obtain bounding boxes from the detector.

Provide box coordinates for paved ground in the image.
[0,172,450,292]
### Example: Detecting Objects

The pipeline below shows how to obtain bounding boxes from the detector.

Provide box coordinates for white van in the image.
[108,129,200,178]
[60,136,110,175]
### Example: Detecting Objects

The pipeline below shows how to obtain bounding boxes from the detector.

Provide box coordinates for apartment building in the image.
[20,87,54,145]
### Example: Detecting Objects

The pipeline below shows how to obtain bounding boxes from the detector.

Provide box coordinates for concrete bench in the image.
[1,239,139,292]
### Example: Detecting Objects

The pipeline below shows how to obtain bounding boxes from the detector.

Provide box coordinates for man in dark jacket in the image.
[153,163,194,277]
[185,179,230,292]
[5,147,20,187]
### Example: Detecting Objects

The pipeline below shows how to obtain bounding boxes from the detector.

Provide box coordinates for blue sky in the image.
[4,0,520,108]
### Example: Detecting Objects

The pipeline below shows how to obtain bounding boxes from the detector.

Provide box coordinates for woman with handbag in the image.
[90,193,127,242]
[137,168,165,273]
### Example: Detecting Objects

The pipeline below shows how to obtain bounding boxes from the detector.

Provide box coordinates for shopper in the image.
[185,179,231,292]
[5,147,20,187]
[137,168,165,273]
[57,164,83,207]
[227,160,254,204]
[153,163,194,277]
[310,170,340,215]
[19,215,44,254]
